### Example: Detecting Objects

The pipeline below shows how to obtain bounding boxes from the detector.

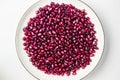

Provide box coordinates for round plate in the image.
[15,0,104,80]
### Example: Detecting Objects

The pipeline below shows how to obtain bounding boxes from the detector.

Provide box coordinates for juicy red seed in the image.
[23,2,98,76]
[48,57,54,61]
[23,37,27,41]
[90,53,95,57]
[72,71,77,75]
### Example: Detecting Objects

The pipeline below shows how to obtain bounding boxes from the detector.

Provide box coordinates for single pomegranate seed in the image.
[48,57,54,61]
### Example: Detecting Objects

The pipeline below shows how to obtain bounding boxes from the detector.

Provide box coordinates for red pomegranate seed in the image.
[23,2,99,76]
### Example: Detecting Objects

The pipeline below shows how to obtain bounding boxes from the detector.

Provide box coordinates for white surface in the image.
[15,0,104,80]
[0,0,120,80]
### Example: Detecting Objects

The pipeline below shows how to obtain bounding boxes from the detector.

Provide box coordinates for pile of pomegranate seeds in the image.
[23,2,98,76]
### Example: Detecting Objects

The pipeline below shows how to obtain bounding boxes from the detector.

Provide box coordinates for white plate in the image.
[15,0,104,80]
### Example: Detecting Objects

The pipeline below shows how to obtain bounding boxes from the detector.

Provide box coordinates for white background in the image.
[0,0,120,80]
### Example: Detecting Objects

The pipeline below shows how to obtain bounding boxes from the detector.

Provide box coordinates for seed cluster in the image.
[23,2,98,76]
